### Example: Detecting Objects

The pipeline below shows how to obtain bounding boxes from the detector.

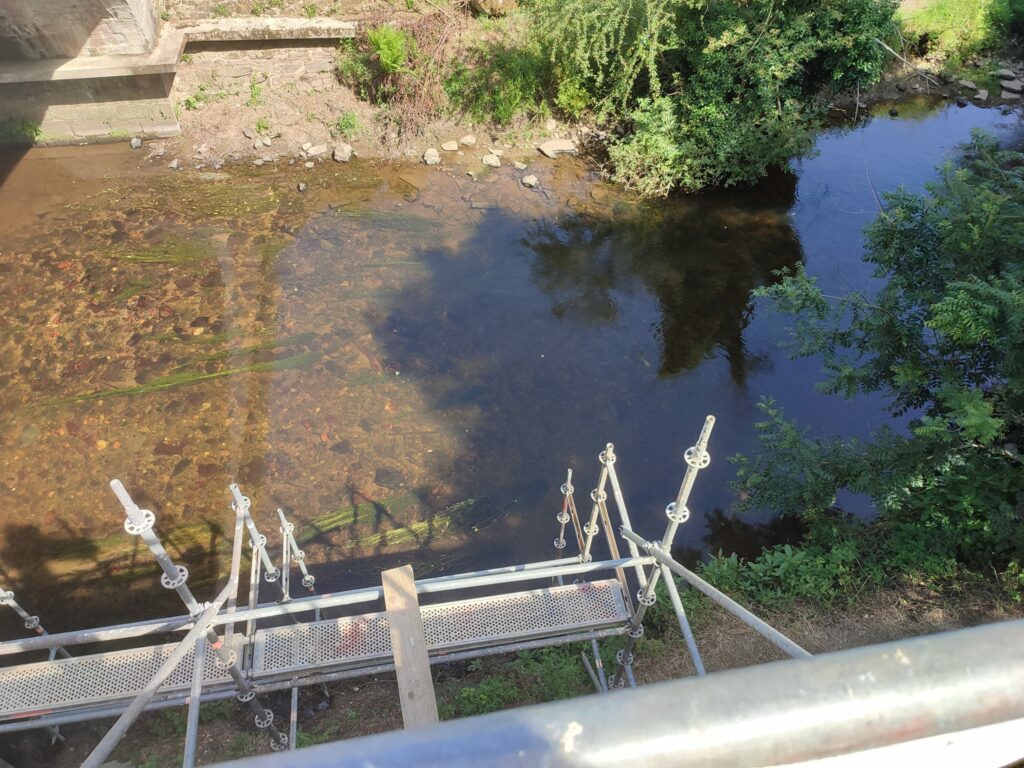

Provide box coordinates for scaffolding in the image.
[0,416,818,765]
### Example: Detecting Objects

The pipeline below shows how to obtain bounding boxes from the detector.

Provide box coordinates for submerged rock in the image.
[460,134,477,146]
[538,139,576,158]
[481,153,501,168]
[374,467,405,489]
[513,161,527,171]
[423,147,441,165]
[522,174,538,188]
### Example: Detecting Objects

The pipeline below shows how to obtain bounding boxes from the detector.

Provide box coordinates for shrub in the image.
[368,24,414,74]
[333,110,360,137]
[336,25,416,104]
[444,43,552,125]
[900,0,1024,62]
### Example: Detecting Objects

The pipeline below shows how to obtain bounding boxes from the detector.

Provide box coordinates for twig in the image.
[421,0,457,25]
[873,38,942,88]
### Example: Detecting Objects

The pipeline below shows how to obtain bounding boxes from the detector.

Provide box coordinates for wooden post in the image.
[381,565,439,728]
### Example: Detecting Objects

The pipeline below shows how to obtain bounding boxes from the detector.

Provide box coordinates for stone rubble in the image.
[441,140,459,151]
[522,175,538,188]
[481,154,501,168]
[333,143,353,162]
[538,138,577,158]
[423,148,441,165]
[460,134,477,146]
[130,137,142,150]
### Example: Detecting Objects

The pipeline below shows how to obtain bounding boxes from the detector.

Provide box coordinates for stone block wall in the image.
[0,0,158,59]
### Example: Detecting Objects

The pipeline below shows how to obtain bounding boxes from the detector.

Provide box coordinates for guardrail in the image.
[211,619,1024,768]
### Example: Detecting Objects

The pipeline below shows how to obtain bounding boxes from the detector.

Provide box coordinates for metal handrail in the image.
[209,620,1024,768]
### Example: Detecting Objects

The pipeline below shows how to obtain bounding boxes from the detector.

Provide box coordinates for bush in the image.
[336,24,416,103]
[729,134,1024,604]
[530,0,897,194]
[900,0,1024,62]
[444,40,553,126]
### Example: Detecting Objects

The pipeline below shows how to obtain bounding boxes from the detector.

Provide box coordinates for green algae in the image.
[51,351,320,405]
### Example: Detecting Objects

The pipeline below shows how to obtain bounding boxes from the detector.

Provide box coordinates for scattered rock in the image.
[481,153,501,168]
[307,144,329,157]
[994,68,1016,79]
[297,182,307,192]
[888,107,898,117]
[167,159,179,170]
[976,89,989,101]
[469,0,517,16]
[423,147,441,165]
[130,137,142,150]
[243,127,256,139]
[301,142,313,151]
[441,140,459,151]
[489,148,504,157]
[1001,79,1023,94]
[253,159,264,166]
[329,440,353,454]
[261,136,272,147]
[538,138,577,158]
[466,170,477,179]
[333,143,353,162]
[252,141,262,150]
[460,134,477,146]
[955,96,968,108]
[513,161,527,171]
[304,161,315,169]
[522,174,538,188]
[374,467,405,489]
[1001,90,1021,100]
[958,79,978,90]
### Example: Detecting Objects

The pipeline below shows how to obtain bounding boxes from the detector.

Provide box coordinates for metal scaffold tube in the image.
[622,530,810,659]
[109,480,290,752]
[580,446,612,563]
[658,563,704,675]
[609,416,715,689]
[0,588,71,659]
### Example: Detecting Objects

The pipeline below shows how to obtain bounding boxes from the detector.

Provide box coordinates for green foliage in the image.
[528,0,897,194]
[0,117,42,145]
[333,110,360,137]
[336,25,416,103]
[180,52,192,64]
[160,10,171,21]
[182,83,225,111]
[730,134,1024,604]
[255,116,271,134]
[444,43,552,125]
[440,676,520,719]
[212,3,230,17]
[296,723,340,747]
[251,0,282,14]
[246,78,264,108]
[303,3,318,17]
[900,0,1024,62]
[368,24,414,74]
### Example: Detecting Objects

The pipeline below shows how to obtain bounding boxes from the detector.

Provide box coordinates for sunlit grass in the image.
[900,0,1022,61]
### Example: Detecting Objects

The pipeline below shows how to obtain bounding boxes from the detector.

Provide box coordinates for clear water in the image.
[0,99,1018,632]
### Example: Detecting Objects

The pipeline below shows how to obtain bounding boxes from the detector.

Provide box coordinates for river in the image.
[0,97,1018,634]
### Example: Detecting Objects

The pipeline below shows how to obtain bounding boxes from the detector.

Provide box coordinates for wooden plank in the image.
[381,565,439,728]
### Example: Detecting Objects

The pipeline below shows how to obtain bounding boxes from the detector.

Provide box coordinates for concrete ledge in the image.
[0,29,185,85]
[176,17,358,43]
[0,17,356,86]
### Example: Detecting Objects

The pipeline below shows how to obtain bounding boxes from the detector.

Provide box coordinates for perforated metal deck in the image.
[0,636,242,720]
[0,580,627,722]
[253,580,629,677]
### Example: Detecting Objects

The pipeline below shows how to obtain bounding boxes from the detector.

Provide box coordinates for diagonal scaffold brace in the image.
[609,416,715,689]
[109,479,290,753]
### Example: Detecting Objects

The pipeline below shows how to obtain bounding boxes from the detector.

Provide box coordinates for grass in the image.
[246,78,265,108]
[303,3,318,17]
[0,117,42,145]
[334,111,360,138]
[212,2,230,16]
[181,83,227,111]
[104,237,218,264]
[255,116,271,134]
[899,0,1024,61]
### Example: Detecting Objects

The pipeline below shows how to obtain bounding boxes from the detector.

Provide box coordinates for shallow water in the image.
[0,100,1019,633]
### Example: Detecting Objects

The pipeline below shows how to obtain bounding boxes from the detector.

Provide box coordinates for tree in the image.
[725,133,1024,603]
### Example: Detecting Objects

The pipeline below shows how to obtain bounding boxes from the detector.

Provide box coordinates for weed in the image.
[0,118,42,145]
[406,0,416,8]
[440,676,519,719]
[296,722,340,747]
[213,2,230,16]
[333,110,359,137]
[246,78,264,108]
[900,0,1024,62]
[181,83,226,111]
[180,52,192,64]
[255,116,271,134]
[367,24,413,74]
[345,708,358,720]
[251,0,281,14]
[444,42,552,125]
[303,3,317,17]
[228,734,252,758]
[160,10,170,21]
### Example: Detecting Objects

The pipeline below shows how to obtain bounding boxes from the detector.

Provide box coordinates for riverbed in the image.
[0,98,1019,633]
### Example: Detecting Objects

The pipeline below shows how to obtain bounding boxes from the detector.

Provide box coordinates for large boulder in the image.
[470,0,518,16]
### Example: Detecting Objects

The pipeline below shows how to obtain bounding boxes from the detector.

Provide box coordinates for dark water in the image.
[0,100,1019,634]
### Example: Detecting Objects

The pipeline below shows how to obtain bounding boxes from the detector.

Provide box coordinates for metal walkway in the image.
[0,415,819,767]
